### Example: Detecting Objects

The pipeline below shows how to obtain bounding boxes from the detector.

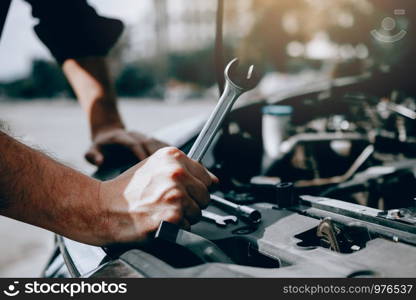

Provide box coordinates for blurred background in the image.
[0,0,414,276]
[1,0,413,100]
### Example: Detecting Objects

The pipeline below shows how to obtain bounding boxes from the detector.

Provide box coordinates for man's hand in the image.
[62,57,168,166]
[0,131,218,246]
[98,147,218,244]
[85,128,168,166]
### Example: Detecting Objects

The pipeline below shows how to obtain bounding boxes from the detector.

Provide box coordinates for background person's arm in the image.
[0,131,216,246]
[24,0,167,166]
[62,57,168,166]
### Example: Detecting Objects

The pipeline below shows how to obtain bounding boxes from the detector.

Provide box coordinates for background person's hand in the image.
[98,147,219,245]
[85,128,168,166]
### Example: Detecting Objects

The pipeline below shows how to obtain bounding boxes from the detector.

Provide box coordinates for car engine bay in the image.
[44,71,416,278]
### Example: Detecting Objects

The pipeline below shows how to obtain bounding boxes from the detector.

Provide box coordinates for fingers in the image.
[89,130,150,163]
[182,195,202,225]
[109,133,150,160]
[165,147,219,187]
[130,131,168,155]
[207,170,219,186]
[160,194,200,228]
[131,144,149,161]
[155,148,219,205]
[185,160,219,186]
[127,131,151,159]
[85,145,104,166]
[90,130,167,163]
[163,160,210,210]
[139,147,220,232]
[185,177,210,209]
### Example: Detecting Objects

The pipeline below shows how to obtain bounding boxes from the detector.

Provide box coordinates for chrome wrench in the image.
[188,58,258,162]
[201,210,238,227]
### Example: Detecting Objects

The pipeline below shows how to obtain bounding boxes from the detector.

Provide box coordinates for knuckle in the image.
[164,208,183,224]
[156,147,185,162]
[164,188,185,204]
[158,146,177,155]
[168,167,187,180]
[165,147,184,158]
[154,147,169,157]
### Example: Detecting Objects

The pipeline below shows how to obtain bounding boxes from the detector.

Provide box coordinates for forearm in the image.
[0,131,106,244]
[62,57,124,138]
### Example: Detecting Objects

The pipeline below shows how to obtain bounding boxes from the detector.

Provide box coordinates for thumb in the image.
[207,170,219,184]
[85,146,104,166]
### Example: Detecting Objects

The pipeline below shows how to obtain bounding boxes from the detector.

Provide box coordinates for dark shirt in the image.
[0,0,124,64]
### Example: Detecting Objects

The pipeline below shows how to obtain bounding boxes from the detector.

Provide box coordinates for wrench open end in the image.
[201,210,238,227]
[223,215,238,225]
[225,58,259,91]
[188,57,261,162]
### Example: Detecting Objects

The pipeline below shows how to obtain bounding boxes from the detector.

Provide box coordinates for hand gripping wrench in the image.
[187,58,258,162]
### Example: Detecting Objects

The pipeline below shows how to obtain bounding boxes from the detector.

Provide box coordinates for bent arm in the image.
[0,131,106,244]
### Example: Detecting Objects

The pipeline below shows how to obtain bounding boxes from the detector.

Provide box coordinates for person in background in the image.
[0,0,217,245]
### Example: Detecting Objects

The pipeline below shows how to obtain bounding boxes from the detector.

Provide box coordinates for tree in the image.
[0,59,70,99]
[238,0,407,72]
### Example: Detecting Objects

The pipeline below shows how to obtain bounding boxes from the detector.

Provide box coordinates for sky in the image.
[0,0,147,81]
